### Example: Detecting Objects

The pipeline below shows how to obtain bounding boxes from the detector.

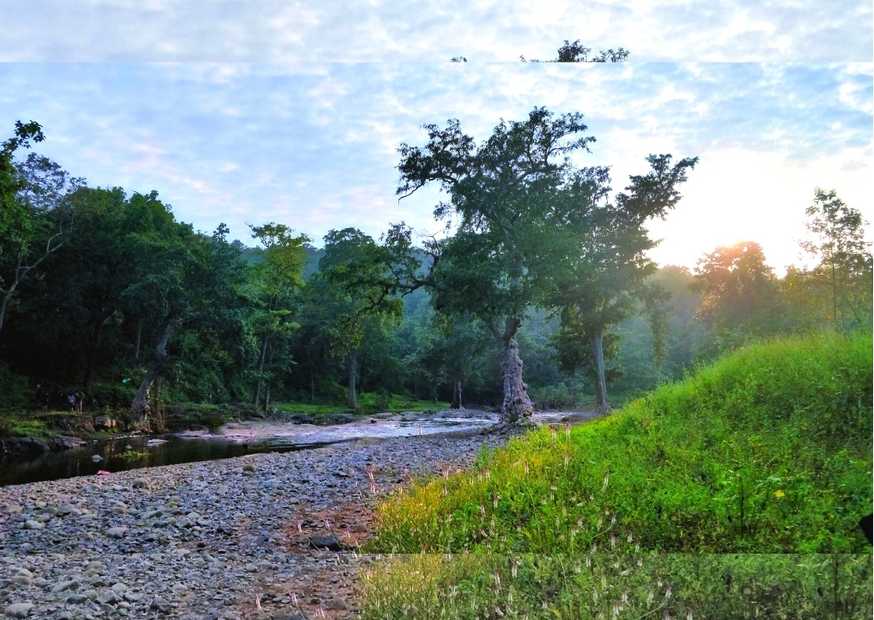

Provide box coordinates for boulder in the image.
[93,415,118,430]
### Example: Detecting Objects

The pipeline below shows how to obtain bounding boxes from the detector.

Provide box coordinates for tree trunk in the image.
[131,319,178,428]
[134,319,143,362]
[254,335,269,411]
[500,336,534,425]
[591,329,610,414]
[83,316,109,389]
[450,379,463,409]
[347,351,359,410]
[0,288,14,339]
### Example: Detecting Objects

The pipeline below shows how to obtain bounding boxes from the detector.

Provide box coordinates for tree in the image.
[548,155,697,412]
[800,189,872,332]
[247,223,309,412]
[317,228,402,409]
[694,241,783,345]
[0,122,80,339]
[394,108,651,424]
[520,40,630,63]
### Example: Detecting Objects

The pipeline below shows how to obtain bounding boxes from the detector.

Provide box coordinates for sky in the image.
[0,0,871,273]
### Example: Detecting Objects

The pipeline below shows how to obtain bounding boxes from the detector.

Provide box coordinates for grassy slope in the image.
[362,333,873,618]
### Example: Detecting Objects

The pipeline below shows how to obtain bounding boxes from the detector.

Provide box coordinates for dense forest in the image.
[0,113,871,431]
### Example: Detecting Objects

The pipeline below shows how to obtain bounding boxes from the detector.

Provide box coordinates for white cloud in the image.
[0,0,870,62]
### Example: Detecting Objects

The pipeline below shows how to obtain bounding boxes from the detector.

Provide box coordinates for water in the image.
[0,411,502,487]
[0,410,595,487]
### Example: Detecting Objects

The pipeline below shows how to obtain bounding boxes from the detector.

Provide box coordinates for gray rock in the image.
[24,519,44,530]
[106,526,128,538]
[96,588,119,604]
[4,603,34,618]
[307,533,349,551]
[132,478,147,489]
[51,579,79,593]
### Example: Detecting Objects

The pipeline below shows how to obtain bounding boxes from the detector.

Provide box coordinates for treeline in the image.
[0,117,870,427]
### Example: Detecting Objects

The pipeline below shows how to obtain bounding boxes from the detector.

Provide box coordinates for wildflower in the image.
[773,489,785,499]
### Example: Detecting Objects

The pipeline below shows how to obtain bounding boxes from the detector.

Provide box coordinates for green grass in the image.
[0,416,56,438]
[276,393,448,416]
[361,332,873,618]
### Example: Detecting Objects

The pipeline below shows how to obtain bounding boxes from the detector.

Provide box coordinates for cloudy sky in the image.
[0,0,871,272]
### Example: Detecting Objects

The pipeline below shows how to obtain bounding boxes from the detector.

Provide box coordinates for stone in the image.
[91,454,103,463]
[307,533,349,551]
[64,594,88,604]
[24,519,44,530]
[111,583,128,595]
[96,588,119,604]
[56,503,78,516]
[106,526,128,538]
[4,603,34,618]
[51,579,79,594]
[132,478,147,489]
[242,463,256,473]
[94,415,117,430]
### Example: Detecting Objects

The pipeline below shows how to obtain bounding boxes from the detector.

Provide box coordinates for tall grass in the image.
[361,333,873,618]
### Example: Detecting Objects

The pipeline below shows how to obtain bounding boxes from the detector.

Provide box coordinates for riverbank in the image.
[0,397,451,457]
[0,427,517,619]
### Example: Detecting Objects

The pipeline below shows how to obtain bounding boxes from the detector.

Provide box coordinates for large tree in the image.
[800,189,872,332]
[394,109,600,423]
[317,228,402,409]
[693,241,783,346]
[394,108,695,424]
[0,122,80,339]
[247,223,309,412]
[548,154,697,412]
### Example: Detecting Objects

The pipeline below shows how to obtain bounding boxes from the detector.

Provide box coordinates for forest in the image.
[0,111,871,434]
[0,13,872,617]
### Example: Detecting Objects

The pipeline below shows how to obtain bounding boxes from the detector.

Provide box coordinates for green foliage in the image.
[0,363,31,409]
[795,189,873,332]
[694,241,784,341]
[275,394,447,417]
[0,415,53,438]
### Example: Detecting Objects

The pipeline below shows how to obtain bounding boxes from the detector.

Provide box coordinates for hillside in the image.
[362,333,873,618]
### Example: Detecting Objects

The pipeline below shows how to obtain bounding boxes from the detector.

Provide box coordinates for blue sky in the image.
[0,1,871,271]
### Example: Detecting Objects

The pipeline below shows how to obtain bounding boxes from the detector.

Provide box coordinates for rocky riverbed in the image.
[0,429,512,619]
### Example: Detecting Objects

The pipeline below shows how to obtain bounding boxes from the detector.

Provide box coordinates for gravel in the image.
[0,430,507,618]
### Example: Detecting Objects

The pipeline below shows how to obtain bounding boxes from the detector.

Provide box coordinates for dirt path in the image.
[0,430,511,619]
